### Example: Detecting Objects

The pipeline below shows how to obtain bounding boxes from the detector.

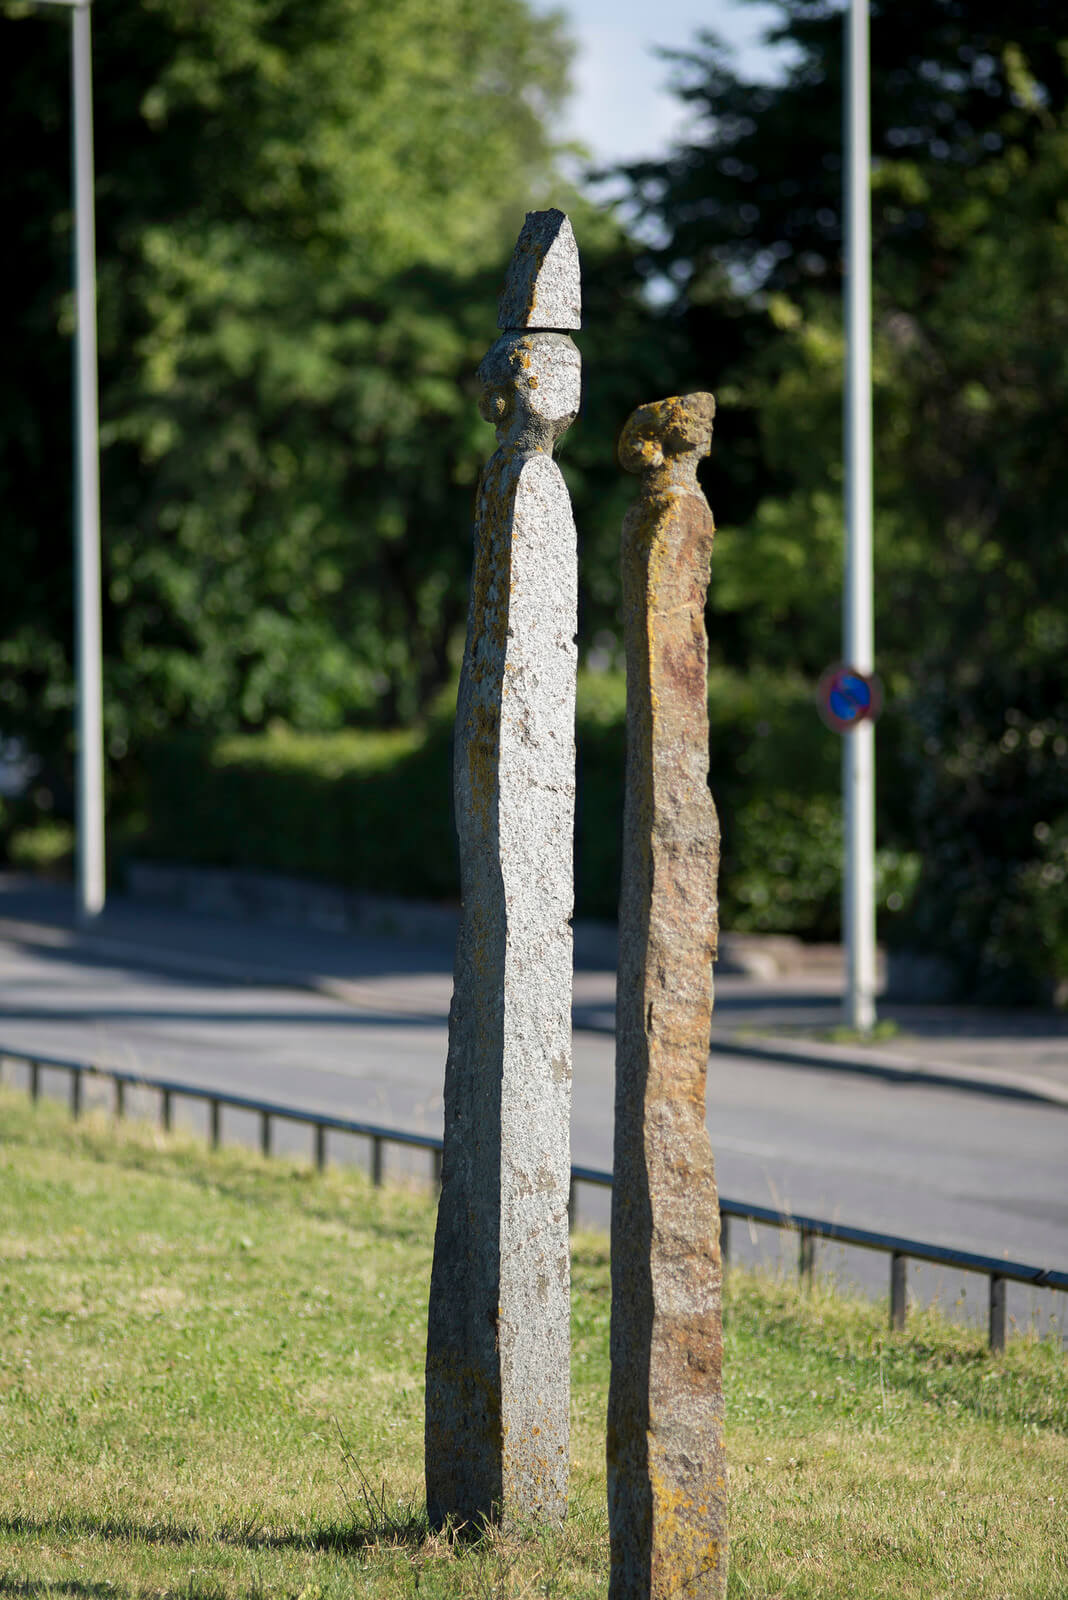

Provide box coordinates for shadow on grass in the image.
[0,1583,249,1600]
[0,1502,474,1560]
[0,1583,138,1600]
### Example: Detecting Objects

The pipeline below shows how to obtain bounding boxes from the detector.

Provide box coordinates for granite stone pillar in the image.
[425,210,580,1531]
[607,393,727,1598]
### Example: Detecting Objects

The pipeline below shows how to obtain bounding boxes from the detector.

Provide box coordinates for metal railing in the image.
[3,1044,1065,1353]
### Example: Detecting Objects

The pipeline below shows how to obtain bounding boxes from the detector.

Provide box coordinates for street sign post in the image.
[843,0,875,1030]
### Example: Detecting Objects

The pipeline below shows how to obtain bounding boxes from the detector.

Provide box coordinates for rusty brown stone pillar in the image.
[607,393,727,1599]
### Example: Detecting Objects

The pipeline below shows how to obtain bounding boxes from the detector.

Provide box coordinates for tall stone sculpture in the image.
[607,393,727,1598]
[425,210,580,1531]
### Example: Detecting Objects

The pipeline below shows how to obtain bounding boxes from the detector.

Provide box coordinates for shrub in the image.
[135,720,459,902]
[899,683,1068,1003]
[132,669,918,941]
[7,819,74,876]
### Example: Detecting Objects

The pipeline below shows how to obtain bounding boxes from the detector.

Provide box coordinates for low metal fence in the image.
[3,1044,1064,1353]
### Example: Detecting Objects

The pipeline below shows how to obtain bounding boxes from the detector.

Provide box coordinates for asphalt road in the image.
[1,924,1065,1339]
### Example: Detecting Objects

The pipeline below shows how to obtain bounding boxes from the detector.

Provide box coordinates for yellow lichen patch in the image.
[465,698,500,836]
[650,1467,725,1592]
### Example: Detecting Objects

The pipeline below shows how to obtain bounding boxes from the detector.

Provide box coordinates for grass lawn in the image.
[0,1087,1065,1599]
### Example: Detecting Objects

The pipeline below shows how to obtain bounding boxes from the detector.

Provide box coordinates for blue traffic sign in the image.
[818,664,882,733]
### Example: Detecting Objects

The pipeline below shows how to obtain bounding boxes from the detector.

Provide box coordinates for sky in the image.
[533,0,790,169]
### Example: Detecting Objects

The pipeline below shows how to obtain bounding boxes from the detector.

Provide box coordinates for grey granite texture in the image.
[497,208,581,331]
[607,394,728,1598]
[425,216,580,1531]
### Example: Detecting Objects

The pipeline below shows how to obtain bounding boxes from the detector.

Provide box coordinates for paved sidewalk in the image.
[2,873,1066,1107]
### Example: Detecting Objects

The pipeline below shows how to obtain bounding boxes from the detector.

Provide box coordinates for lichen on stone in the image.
[426,213,580,1534]
[609,391,726,1598]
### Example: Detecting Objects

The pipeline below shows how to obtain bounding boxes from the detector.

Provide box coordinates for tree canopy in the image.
[1,0,574,754]
[3,0,1066,997]
[611,0,1068,997]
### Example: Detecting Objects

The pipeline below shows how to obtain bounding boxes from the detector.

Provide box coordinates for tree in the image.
[614,0,1068,996]
[0,0,572,766]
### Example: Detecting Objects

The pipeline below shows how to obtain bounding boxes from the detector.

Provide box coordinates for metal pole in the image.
[890,1251,907,1331]
[843,0,876,1031]
[989,1275,1007,1353]
[799,1229,815,1286]
[71,0,106,922]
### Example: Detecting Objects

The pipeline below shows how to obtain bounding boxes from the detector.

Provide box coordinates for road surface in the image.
[1,921,1064,1338]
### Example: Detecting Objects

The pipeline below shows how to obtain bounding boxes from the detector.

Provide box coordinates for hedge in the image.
[129,670,920,940]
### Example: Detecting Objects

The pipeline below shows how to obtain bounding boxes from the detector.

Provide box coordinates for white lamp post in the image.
[34,0,105,922]
[843,0,876,1029]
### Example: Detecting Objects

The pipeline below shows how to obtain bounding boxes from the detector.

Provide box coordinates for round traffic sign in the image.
[818,664,882,733]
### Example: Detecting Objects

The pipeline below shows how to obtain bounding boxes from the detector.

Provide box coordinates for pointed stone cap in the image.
[497,209,581,331]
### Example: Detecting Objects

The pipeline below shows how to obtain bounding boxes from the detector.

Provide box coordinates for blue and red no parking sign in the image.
[817,663,882,733]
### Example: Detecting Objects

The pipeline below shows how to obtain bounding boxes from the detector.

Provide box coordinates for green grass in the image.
[821,1019,902,1046]
[0,1088,1065,1599]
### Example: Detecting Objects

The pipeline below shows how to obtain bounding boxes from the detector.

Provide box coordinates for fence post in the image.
[568,1177,577,1233]
[989,1274,1007,1353]
[315,1123,326,1172]
[890,1251,907,1332]
[209,1099,221,1149]
[431,1146,442,1190]
[799,1228,815,1286]
[371,1136,384,1187]
[115,1077,125,1119]
[70,1068,82,1119]
[260,1111,271,1158]
[720,1213,730,1273]
[30,1061,40,1102]
[161,1089,172,1132]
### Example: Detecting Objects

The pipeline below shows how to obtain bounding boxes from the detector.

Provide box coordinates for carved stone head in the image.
[618,393,716,489]
[477,332,581,454]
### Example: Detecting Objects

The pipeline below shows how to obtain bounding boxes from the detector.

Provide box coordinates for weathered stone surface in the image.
[425,215,580,1531]
[607,393,727,1598]
[497,208,581,331]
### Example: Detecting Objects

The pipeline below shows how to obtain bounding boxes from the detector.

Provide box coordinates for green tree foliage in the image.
[616,0,1068,996]
[0,0,572,759]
